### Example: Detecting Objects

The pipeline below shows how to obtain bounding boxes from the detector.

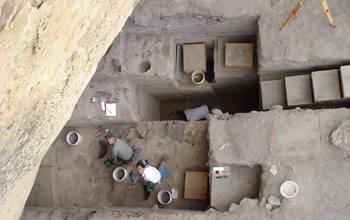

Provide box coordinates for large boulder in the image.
[0,0,138,219]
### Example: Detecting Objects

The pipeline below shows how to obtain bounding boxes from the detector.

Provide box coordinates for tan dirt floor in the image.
[25,122,209,210]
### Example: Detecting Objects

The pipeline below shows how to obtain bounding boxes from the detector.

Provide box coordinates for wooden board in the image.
[225,43,253,68]
[184,171,208,200]
[183,43,207,74]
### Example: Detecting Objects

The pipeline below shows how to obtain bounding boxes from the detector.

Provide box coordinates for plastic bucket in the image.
[191,70,205,85]
[157,190,173,205]
[113,167,129,182]
[280,181,298,198]
[66,131,83,146]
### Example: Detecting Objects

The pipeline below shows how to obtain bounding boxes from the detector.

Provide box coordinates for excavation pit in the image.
[211,164,262,211]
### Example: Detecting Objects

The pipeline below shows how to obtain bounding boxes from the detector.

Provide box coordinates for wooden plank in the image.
[225,43,253,68]
[184,171,208,200]
[183,43,207,74]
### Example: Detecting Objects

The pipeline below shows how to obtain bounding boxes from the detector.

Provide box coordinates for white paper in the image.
[213,167,224,171]
[101,101,105,111]
[106,103,116,116]
[171,188,178,199]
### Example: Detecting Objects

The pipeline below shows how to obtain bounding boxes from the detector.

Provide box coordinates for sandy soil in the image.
[20,0,350,219]
[22,107,350,219]
[26,121,209,211]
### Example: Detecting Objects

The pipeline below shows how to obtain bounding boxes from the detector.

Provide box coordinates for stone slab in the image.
[285,75,313,106]
[311,69,341,102]
[183,43,206,74]
[260,79,287,110]
[225,43,253,68]
[340,65,350,98]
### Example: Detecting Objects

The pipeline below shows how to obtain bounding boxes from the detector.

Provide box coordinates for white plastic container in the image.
[191,70,205,85]
[113,167,129,182]
[91,97,98,102]
[66,131,83,146]
[157,190,173,205]
[280,181,298,198]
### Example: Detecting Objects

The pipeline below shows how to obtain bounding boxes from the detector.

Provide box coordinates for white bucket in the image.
[157,190,173,205]
[280,181,298,198]
[113,167,129,182]
[191,70,205,85]
[66,131,83,146]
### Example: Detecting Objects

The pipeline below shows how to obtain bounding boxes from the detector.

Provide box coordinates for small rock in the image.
[269,165,278,176]
[267,195,281,206]
[219,113,230,120]
[151,204,158,210]
[228,203,239,213]
[206,208,217,213]
[270,105,283,111]
[265,203,272,210]
[211,109,222,116]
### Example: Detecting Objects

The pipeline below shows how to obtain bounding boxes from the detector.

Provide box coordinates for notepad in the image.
[106,103,116,116]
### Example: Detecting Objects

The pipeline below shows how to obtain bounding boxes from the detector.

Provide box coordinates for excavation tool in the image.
[94,126,109,137]
[281,0,335,30]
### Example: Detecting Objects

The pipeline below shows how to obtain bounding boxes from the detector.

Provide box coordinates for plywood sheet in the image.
[311,69,341,102]
[285,75,313,106]
[260,79,287,110]
[184,171,208,200]
[340,65,350,98]
[225,43,253,68]
[183,43,206,74]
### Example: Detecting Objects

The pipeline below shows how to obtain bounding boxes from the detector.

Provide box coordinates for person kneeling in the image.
[106,133,141,165]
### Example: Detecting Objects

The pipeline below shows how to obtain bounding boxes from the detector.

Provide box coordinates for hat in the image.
[105,133,115,139]
[136,159,148,167]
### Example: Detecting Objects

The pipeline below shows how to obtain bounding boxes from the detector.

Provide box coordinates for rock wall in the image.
[0,0,138,219]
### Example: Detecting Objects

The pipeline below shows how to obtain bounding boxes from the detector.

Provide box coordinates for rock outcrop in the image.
[0,0,138,219]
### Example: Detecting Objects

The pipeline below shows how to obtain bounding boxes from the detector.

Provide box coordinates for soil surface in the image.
[22,108,350,219]
[26,121,209,211]
[20,0,350,219]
